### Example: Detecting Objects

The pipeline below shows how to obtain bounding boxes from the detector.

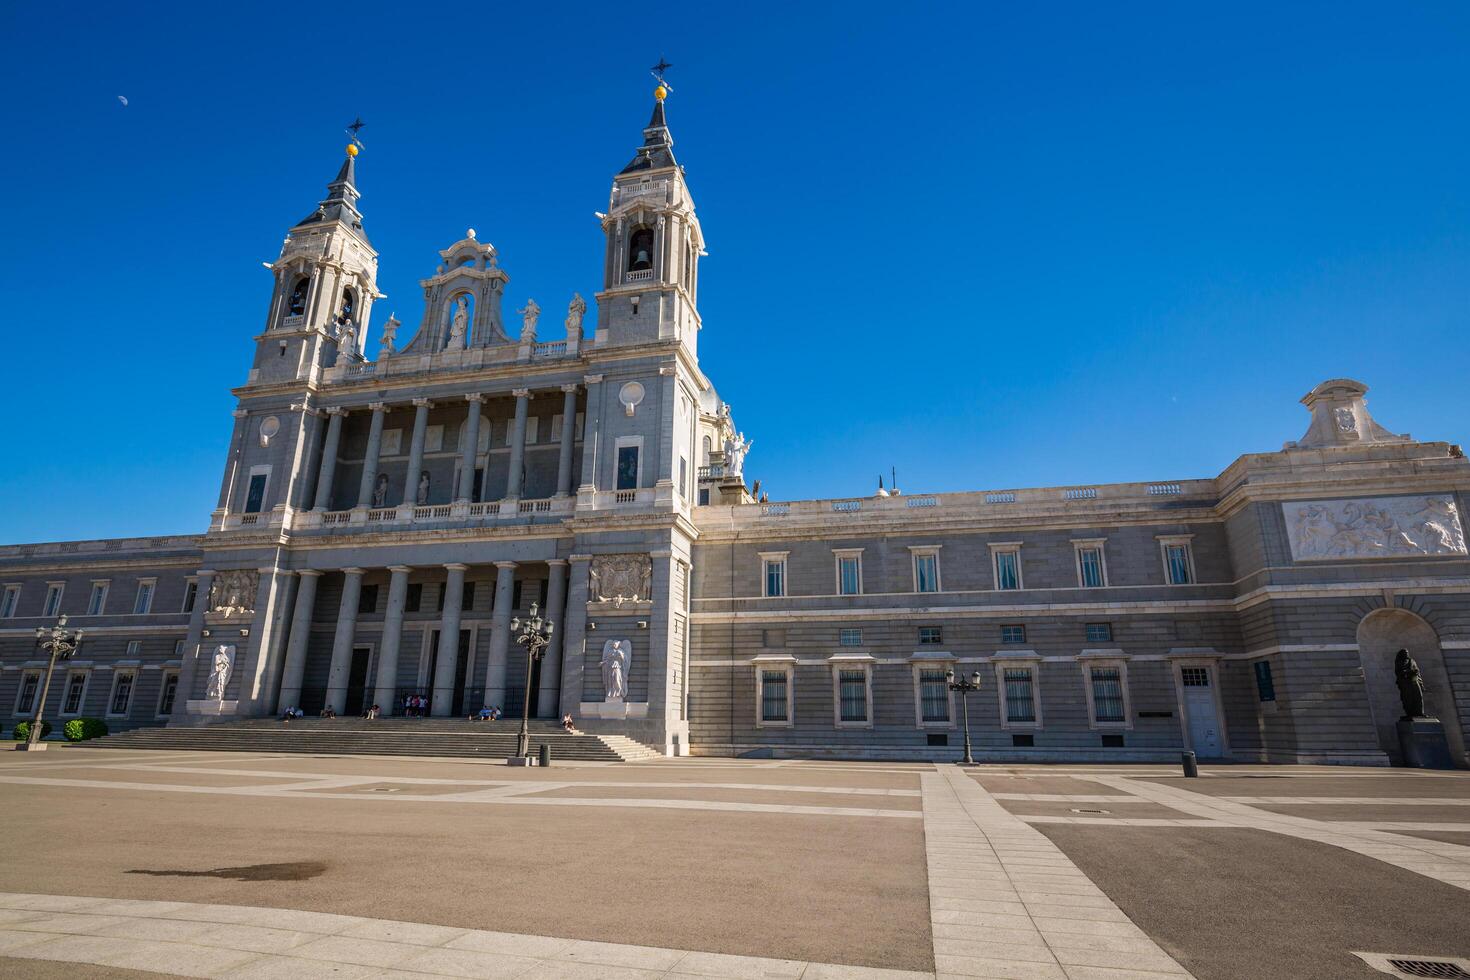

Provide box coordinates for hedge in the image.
[63,718,109,742]
[12,720,53,741]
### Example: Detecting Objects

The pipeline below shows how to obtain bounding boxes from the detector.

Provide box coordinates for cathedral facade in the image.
[2,92,1468,765]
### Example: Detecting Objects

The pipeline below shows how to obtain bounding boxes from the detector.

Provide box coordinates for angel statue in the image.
[600,639,631,701]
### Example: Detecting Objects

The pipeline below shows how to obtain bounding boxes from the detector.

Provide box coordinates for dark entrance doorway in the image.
[425,629,473,716]
[345,646,372,716]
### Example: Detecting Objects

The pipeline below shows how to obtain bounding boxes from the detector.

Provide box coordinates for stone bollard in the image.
[1181,751,1198,778]
[539,742,551,768]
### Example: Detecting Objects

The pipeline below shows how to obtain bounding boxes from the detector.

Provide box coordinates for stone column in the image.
[251,570,299,714]
[275,570,322,711]
[655,366,677,502]
[170,569,215,717]
[537,559,568,718]
[325,568,365,714]
[431,563,468,716]
[505,389,531,500]
[356,402,388,508]
[557,555,592,718]
[288,409,325,512]
[576,375,604,496]
[312,408,346,510]
[485,561,517,709]
[373,566,412,714]
[554,385,578,497]
[457,395,483,503]
[402,398,432,507]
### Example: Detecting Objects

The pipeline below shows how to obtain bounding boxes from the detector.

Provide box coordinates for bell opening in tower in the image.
[628,228,654,271]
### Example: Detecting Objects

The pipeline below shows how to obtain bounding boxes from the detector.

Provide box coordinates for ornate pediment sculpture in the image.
[589,554,652,603]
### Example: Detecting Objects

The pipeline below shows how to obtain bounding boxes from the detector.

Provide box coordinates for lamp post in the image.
[946,668,983,766]
[510,602,554,763]
[20,616,83,752]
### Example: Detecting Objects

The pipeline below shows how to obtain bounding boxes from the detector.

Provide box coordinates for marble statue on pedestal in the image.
[600,639,631,700]
[519,300,540,342]
[565,293,586,337]
[380,314,401,355]
[417,471,430,506]
[205,644,235,700]
[724,433,752,477]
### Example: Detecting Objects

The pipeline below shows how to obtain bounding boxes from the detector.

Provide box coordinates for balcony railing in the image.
[533,341,567,357]
[697,464,726,480]
[612,180,670,205]
[625,269,654,283]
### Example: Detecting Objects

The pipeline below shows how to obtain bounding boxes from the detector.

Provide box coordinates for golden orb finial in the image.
[346,143,359,157]
[654,84,667,102]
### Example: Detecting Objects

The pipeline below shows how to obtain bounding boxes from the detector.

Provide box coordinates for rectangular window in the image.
[244,473,268,514]
[133,580,155,615]
[919,669,951,723]
[1089,666,1125,723]
[126,640,142,657]
[616,445,640,490]
[182,580,198,614]
[760,670,788,723]
[918,627,943,645]
[762,557,786,598]
[110,673,136,717]
[461,581,476,612]
[0,586,19,618]
[1182,666,1210,687]
[16,673,40,714]
[993,549,1021,590]
[158,673,180,716]
[1001,624,1027,644]
[679,457,688,499]
[838,628,863,647]
[525,417,540,444]
[913,552,940,593]
[358,584,379,615]
[838,669,868,724]
[1004,668,1037,723]
[1085,622,1113,643]
[1159,538,1195,585]
[698,489,710,506]
[512,581,523,610]
[62,673,86,714]
[405,583,423,613]
[1253,661,1276,702]
[43,584,64,618]
[87,583,108,616]
[835,552,862,595]
[1078,547,1105,588]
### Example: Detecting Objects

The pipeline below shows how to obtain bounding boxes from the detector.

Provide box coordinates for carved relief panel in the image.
[1283,495,1467,561]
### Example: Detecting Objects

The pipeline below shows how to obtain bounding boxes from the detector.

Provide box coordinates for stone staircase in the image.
[92,718,665,762]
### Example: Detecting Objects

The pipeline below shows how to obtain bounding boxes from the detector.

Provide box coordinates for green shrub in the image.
[63,718,109,742]
[12,720,53,741]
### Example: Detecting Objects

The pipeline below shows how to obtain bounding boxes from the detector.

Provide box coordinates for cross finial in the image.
[345,117,366,152]
[650,58,674,97]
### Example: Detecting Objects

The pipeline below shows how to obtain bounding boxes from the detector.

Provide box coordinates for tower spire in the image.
[296,133,366,237]
[621,66,677,174]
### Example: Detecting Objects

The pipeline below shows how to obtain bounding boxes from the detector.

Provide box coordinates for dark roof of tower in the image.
[294,151,369,241]
[619,98,678,174]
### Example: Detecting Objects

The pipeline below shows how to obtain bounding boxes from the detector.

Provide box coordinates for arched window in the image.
[339,288,356,322]
[701,435,712,465]
[628,228,654,271]
[287,278,309,317]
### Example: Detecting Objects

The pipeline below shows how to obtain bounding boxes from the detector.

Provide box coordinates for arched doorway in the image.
[1356,608,1466,766]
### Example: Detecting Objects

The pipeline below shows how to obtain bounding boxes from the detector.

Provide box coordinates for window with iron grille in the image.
[1253,660,1275,702]
[1182,666,1210,687]
[1001,624,1027,644]
[1085,622,1112,643]
[760,671,788,723]
[838,628,862,647]
[1090,666,1125,723]
[838,670,868,723]
[919,669,950,723]
[1004,668,1036,723]
[918,627,943,645]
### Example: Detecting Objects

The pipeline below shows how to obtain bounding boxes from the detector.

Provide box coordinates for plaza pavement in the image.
[0,747,1464,979]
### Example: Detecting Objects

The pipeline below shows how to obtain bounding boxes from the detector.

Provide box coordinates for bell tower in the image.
[594,81,705,354]
[249,141,379,386]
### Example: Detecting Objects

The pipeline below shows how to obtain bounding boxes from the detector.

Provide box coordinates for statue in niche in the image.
[565,293,586,336]
[724,433,752,476]
[518,299,541,342]
[600,639,631,701]
[373,473,389,508]
[448,296,469,350]
[337,316,359,361]
[417,471,431,505]
[1395,649,1427,719]
[205,644,235,700]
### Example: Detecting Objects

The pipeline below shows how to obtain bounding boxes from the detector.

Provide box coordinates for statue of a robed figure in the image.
[1391,647,1456,770]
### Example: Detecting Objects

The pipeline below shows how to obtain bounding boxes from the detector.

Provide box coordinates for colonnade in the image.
[273,559,570,718]
[306,383,588,512]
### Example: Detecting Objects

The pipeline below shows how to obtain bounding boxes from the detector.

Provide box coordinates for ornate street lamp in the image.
[21,616,84,752]
[946,668,984,766]
[510,602,554,763]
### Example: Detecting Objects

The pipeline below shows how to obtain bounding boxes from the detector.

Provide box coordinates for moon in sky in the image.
[117,95,128,106]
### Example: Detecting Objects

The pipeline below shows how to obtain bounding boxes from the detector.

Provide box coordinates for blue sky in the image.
[0,2,1466,544]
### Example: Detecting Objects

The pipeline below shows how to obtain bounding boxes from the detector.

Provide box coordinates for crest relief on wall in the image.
[588,554,652,605]
[207,570,259,620]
